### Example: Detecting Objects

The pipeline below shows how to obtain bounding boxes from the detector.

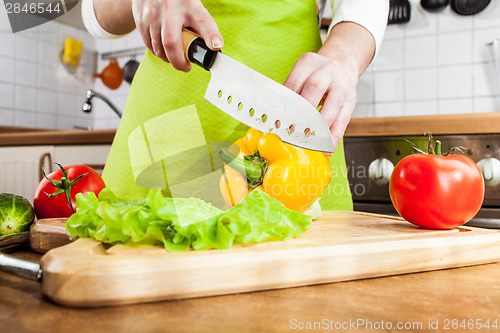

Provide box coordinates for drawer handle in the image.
[38,152,53,181]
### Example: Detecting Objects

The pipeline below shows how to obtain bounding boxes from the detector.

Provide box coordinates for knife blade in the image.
[181,29,335,153]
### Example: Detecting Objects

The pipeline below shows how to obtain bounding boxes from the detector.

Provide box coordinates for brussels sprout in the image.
[0,193,35,237]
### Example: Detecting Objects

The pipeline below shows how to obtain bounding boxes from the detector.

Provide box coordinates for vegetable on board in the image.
[389,132,485,230]
[66,187,312,251]
[218,128,332,212]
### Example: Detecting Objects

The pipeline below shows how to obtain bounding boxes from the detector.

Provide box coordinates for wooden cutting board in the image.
[39,211,500,308]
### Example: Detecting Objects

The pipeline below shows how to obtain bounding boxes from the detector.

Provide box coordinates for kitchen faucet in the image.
[82,89,122,118]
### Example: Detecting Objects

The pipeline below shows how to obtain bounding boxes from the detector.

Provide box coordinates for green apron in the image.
[102,0,353,211]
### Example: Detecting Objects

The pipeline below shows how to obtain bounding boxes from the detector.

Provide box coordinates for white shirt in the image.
[82,0,389,56]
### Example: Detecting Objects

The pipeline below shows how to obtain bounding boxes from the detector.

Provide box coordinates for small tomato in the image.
[389,133,485,230]
[34,163,106,219]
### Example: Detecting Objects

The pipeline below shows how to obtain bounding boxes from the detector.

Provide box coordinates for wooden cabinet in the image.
[0,145,110,203]
[0,145,54,203]
[52,145,111,174]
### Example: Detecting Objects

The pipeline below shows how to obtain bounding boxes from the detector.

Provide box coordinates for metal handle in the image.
[39,152,53,181]
[0,252,42,282]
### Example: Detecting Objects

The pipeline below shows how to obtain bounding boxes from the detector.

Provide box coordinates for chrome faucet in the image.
[82,89,122,118]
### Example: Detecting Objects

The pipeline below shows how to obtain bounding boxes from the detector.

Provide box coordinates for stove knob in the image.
[368,158,394,185]
[477,157,500,187]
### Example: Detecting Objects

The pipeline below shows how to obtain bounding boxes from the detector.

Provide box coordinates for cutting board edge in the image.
[41,230,500,308]
[44,257,500,308]
[47,256,500,308]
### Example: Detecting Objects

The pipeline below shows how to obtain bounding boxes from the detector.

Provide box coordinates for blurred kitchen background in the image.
[0,0,499,131]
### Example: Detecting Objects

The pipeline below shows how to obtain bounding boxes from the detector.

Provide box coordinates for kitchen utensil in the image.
[1,211,500,307]
[61,37,83,67]
[93,58,123,90]
[181,29,334,153]
[122,58,140,84]
[0,232,29,251]
[487,38,500,94]
[0,218,72,253]
[421,0,449,11]
[388,0,411,24]
[451,0,491,15]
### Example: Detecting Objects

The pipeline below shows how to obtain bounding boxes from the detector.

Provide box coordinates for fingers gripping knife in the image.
[181,29,335,153]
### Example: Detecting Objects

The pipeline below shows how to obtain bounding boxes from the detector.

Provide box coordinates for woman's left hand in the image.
[284,51,358,152]
[283,22,376,152]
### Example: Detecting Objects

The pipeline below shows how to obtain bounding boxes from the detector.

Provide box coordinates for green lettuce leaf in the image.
[66,188,312,251]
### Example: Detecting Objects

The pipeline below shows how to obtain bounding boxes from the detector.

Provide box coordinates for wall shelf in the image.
[101,47,147,60]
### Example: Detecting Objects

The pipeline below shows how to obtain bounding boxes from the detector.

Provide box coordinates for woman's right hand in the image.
[131,0,223,72]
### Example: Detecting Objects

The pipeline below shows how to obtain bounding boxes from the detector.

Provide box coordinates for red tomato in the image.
[389,154,485,229]
[34,164,106,219]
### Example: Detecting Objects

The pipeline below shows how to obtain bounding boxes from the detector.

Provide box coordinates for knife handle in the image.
[182,28,218,71]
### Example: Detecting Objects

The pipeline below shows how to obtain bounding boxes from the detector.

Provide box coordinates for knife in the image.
[181,29,335,153]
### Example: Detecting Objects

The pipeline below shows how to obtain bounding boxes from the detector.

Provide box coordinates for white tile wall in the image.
[374,102,405,117]
[372,39,404,71]
[0,58,15,83]
[15,86,37,111]
[0,109,14,124]
[374,71,405,103]
[15,35,38,62]
[0,5,96,130]
[437,31,473,66]
[353,0,500,118]
[438,98,474,115]
[474,63,497,96]
[37,90,57,114]
[14,110,37,127]
[405,68,438,100]
[474,96,500,113]
[406,100,438,116]
[438,9,473,32]
[473,1,500,29]
[404,35,438,68]
[0,83,14,108]
[91,29,145,129]
[438,65,473,99]
[15,61,37,87]
[356,73,374,104]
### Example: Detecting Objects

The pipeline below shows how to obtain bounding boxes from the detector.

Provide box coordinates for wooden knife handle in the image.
[181,28,218,71]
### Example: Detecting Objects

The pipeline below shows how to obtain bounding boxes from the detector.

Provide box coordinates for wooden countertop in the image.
[1,113,499,147]
[344,112,500,137]
[2,249,500,333]
[0,129,116,146]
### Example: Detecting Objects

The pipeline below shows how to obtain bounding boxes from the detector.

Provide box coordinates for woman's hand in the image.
[284,52,358,152]
[131,0,223,71]
[284,22,376,151]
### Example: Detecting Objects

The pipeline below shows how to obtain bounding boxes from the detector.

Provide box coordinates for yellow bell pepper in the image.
[219,128,332,212]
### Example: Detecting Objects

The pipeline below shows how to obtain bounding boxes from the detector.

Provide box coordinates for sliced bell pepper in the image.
[219,128,332,212]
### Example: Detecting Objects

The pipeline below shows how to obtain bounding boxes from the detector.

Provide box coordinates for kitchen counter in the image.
[1,113,500,147]
[344,112,500,137]
[2,249,500,333]
[0,129,116,146]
